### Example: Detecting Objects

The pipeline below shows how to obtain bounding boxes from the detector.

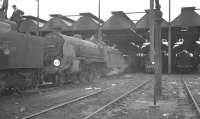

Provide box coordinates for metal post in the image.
[150,0,155,64]
[154,9,162,99]
[150,0,156,105]
[98,0,100,25]
[150,0,162,105]
[36,0,40,36]
[150,0,154,10]
[97,0,102,41]
[168,0,172,73]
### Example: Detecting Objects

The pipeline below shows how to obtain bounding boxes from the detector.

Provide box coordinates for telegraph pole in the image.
[168,0,172,73]
[97,0,102,41]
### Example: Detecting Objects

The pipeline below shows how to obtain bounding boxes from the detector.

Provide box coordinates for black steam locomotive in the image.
[0,21,126,95]
[175,50,194,73]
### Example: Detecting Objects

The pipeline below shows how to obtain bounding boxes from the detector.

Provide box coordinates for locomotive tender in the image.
[0,21,44,94]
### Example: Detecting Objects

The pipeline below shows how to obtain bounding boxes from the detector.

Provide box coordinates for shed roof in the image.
[171,7,200,27]
[102,11,135,30]
[72,12,102,31]
[50,14,75,23]
[135,10,169,29]
[79,13,104,23]
[40,15,73,31]
[22,16,47,23]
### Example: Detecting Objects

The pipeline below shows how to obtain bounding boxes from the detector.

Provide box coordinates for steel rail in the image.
[21,86,114,119]
[182,79,200,117]
[83,80,151,119]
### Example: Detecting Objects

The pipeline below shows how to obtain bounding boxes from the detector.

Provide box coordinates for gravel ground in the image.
[184,75,200,115]
[30,75,150,119]
[92,75,199,119]
[1,74,198,119]
[0,73,151,119]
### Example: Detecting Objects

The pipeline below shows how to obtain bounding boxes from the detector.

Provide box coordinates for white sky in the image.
[6,0,200,22]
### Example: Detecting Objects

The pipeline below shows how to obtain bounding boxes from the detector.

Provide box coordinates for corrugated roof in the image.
[172,7,200,27]
[72,13,100,31]
[102,11,135,30]
[135,10,169,29]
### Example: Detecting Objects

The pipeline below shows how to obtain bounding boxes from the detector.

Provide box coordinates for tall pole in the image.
[97,0,101,41]
[168,0,172,73]
[150,0,155,64]
[150,0,157,105]
[150,0,162,105]
[154,7,162,100]
[98,0,100,25]
[150,0,154,10]
[36,0,39,36]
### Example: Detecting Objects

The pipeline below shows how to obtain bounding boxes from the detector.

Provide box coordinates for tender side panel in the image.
[0,31,44,69]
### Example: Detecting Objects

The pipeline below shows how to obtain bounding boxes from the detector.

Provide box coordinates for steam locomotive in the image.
[43,32,126,84]
[0,20,126,94]
[175,50,194,73]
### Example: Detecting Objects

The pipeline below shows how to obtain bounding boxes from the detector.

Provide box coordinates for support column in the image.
[168,24,172,73]
[153,9,162,99]
[168,0,172,73]
[149,0,155,64]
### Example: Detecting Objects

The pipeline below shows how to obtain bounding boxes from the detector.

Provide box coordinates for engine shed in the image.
[69,12,104,39]
[101,11,145,72]
[20,6,200,74]
[135,10,169,73]
[39,14,75,36]
[170,7,200,73]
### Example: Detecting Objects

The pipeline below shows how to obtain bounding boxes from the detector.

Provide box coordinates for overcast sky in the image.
[4,0,200,22]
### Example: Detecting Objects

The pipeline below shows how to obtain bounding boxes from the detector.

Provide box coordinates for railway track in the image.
[182,78,200,117]
[83,79,151,119]
[21,86,113,119]
[21,79,151,119]
[85,76,199,119]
